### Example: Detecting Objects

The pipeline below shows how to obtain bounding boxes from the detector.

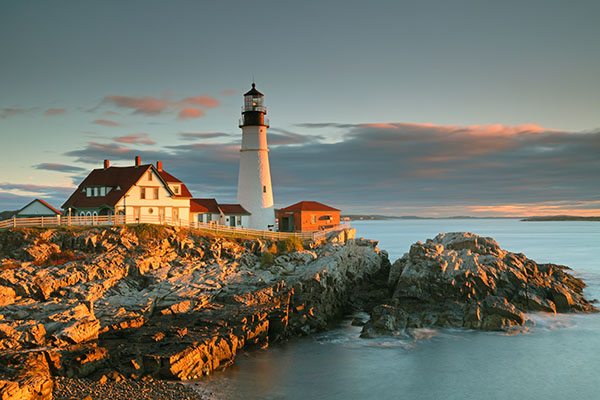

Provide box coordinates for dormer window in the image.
[174,186,180,194]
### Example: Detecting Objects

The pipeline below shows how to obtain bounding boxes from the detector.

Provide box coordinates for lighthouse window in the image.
[263,185,266,193]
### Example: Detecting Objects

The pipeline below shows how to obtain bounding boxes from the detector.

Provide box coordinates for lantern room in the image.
[240,83,269,127]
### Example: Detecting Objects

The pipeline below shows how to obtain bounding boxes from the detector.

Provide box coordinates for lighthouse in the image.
[237,83,276,230]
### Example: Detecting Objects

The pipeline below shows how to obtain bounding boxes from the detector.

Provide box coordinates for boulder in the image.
[363,232,597,336]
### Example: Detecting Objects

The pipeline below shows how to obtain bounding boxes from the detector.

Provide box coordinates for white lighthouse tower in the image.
[237,83,276,230]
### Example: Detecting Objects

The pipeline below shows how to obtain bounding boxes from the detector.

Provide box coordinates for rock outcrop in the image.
[0,225,387,399]
[362,232,597,337]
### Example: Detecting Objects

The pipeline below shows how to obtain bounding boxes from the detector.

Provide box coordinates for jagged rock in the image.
[363,232,597,336]
[0,225,379,385]
[0,352,54,400]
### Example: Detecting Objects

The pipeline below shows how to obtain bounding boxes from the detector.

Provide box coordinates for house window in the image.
[93,187,98,197]
[148,172,153,181]
[154,188,159,200]
[148,208,154,214]
[311,215,316,224]
[100,187,106,196]
[86,188,92,197]
[237,216,242,225]
[141,188,146,199]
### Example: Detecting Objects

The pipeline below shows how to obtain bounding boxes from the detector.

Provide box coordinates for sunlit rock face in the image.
[0,225,386,394]
[362,232,597,337]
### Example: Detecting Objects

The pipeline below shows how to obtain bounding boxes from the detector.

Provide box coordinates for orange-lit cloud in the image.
[114,133,155,145]
[0,108,26,119]
[178,107,205,120]
[102,93,220,120]
[92,119,120,126]
[220,89,236,96]
[180,96,219,108]
[44,108,66,116]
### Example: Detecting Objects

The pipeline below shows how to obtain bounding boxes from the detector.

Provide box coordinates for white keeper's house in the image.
[62,157,250,227]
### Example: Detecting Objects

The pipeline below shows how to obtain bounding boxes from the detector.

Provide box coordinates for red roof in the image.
[190,198,221,213]
[278,201,340,213]
[219,204,250,215]
[62,165,152,209]
[158,170,193,198]
[62,164,191,209]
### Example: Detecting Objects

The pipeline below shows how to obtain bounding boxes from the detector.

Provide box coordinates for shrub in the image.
[130,224,168,242]
[277,237,304,254]
[261,250,275,266]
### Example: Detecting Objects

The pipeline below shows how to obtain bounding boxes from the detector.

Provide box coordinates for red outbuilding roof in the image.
[219,204,250,215]
[277,201,340,213]
[190,198,221,214]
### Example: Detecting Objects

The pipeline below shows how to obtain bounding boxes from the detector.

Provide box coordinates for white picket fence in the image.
[0,215,351,242]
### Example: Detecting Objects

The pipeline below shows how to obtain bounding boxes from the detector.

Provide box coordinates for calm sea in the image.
[199,219,600,400]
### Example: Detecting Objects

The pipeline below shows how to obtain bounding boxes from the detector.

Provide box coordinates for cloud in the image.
[178,107,205,120]
[101,93,221,119]
[0,183,75,211]
[44,108,66,116]
[177,132,231,140]
[114,133,155,145]
[34,163,86,173]
[267,128,324,145]
[180,96,219,108]
[220,90,236,96]
[92,119,120,127]
[59,121,600,217]
[103,95,168,115]
[0,108,26,119]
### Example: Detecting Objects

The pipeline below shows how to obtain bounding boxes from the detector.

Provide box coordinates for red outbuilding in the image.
[276,201,340,232]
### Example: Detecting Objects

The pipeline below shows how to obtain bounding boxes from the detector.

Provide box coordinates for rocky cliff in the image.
[0,226,388,399]
[361,232,597,337]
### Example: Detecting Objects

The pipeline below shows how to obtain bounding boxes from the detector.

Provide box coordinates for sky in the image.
[1,0,599,217]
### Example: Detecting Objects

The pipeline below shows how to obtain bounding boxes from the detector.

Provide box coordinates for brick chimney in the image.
[103,159,110,169]
[156,161,163,171]
[135,156,141,166]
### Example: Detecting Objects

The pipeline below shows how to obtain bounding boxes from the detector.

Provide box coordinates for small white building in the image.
[17,199,62,217]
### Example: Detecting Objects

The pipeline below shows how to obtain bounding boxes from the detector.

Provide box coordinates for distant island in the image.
[521,216,600,222]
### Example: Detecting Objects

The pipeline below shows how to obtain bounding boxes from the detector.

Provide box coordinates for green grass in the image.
[277,237,304,254]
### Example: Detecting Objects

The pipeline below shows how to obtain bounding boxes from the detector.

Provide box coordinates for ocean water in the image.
[200,219,600,400]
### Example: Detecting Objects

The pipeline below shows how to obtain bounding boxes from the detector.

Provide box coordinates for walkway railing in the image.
[0,215,351,242]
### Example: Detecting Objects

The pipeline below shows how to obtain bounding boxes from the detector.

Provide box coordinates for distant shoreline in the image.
[343,215,600,221]
[520,216,600,222]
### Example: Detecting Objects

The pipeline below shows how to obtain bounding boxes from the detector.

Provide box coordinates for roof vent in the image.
[104,159,110,169]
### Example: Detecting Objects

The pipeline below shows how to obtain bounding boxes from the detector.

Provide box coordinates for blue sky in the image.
[1,1,599,216]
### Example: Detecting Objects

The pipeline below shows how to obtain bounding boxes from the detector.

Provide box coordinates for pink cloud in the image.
[0,108,26,119]
[102,93,221,120]
[114,133,155,145]
[221,89,236,96]
[92,119,120,127]
[104,95,168,115]
[181,96,219,108]
[44,108,66,116]
[178,107,205,120]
